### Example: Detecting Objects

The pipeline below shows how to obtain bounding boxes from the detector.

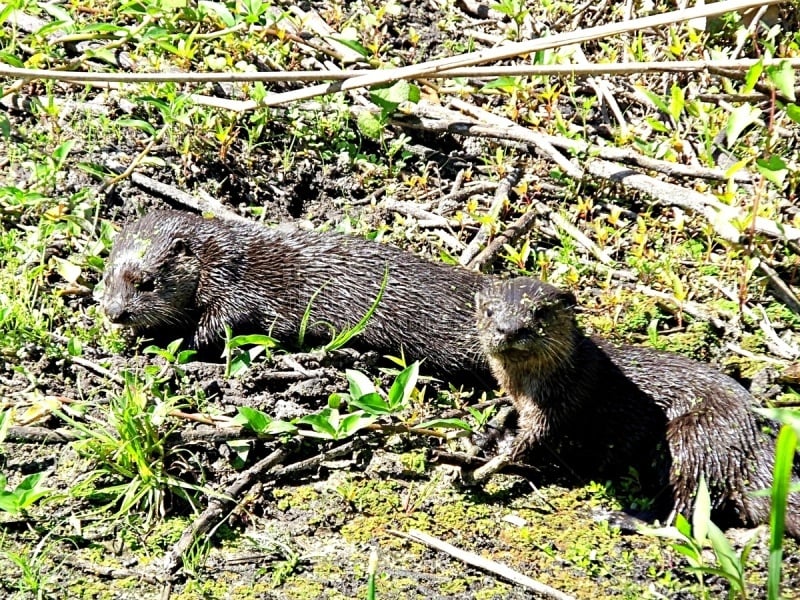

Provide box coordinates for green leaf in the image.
[668,83,685,123]
[347,370,376,399]
[226,439,250,469]
[707,521,743,584]
[692,475,711,545]
[67,337,82,357]
[386,362,419,410]
[638,86,670,114]
[765,61,796,101]
[645,116,670,133]
[330,36,370,58]
[297,409,339,438]
[675,513,692,538]
[52,256,82,284]
[52,140,75,167]
[17,472,43,492]
[756,155,788,187]
[415,418,473,431]
[201,1,237,27]
[118,118,158,136]
[725,104,761,147]
[226,333,278,350]
[0,113,10,139]
[786,104,800,125]
[337,412,376,437]
[357,111,383,140]
[481,76,520,93]
[742,60,763,94]
[768,424,796,600]
[347,392,390,415]
[236,406,269,432]
[370,80,412,111]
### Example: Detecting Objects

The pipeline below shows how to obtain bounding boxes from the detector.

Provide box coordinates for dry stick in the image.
[398,106,754,184]
[451,98,582,179]
[537,132,755,183]
[468,207,539,270]
[255,0,783,107]
[267,439,362,479]
[390,529,576,600]
[533,200,616,266]
[445,100,615,266]
[380,199,452,228]
[3,424,256,445]
[585,159,800,244]
[438,181,499,216]
[70,356,125,386]
[106,165,244,221]
[460,168,522,266]
[757,259,800,315]
[157,447,288,577]
[60,556,159,585]
[5,57,800,85]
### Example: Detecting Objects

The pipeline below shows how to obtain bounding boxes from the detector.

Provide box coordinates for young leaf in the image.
[725,104,761,147]
[765,61,796,102]
[415,418,473,431]
[348,392,390,415]
[756,155,788,188]
[692,475,711,545]
[357,111,383,140]
[386,362,419,411]
[347,370,377,399]
[337,412,377,437]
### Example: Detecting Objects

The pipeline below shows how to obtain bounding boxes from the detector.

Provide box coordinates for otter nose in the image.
[103,299,128,323]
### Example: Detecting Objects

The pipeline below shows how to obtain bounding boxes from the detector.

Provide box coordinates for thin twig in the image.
[3,57,799,85]
[390,529,577,600]
[468,207,539,270]
[156,447,288,577]
[70,356,125,386]
[460,168,522,266]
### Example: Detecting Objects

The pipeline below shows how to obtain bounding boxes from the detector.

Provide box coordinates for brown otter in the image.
[101,210,491,382]
[475,276,800,536]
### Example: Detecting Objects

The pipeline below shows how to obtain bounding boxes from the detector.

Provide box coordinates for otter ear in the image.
[169,238,192,258]
[561,290,578,307]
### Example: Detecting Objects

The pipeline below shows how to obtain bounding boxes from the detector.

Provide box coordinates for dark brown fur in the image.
[476,276,800,536]
[101,210,491,381]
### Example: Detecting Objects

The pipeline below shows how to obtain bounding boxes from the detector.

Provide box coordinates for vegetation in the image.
[2,0,799,597]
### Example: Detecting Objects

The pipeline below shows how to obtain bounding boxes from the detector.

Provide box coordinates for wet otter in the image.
[475,276,800,536]
[101,210,491,382]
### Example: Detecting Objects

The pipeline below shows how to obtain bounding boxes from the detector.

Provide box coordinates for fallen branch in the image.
[391,528,577,600]
[3,58,800,85]
[156,447,288,577]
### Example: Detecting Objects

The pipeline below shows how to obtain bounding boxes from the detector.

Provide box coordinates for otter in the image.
[475,276,800,536]
[101,210,491,382]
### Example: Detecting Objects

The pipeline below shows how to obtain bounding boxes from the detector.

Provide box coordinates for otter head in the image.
[475,277,578,376]
[101,212,202,331]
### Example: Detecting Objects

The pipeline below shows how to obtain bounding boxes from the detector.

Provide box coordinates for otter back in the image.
[102,210,491,383]
[475,276,800,537]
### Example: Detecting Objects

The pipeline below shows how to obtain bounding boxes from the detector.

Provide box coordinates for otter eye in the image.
[136,277,155,293]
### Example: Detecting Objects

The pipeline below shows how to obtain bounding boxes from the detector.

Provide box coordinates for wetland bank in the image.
[2,0,800,597]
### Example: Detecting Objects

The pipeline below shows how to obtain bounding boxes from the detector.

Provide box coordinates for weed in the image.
[59,369,207,526]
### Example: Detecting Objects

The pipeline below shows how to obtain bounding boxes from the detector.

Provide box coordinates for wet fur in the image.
[102,210,491,381]
[476,276,800,536]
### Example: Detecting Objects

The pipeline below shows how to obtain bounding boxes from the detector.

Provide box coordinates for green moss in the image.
[657,321,718,360]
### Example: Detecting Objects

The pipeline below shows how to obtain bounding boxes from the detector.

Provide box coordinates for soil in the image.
[2,0,800,599]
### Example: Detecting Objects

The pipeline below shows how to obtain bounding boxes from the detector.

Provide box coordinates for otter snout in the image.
[102,297,131,324]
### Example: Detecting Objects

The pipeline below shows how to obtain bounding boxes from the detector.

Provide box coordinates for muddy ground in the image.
[2,0,800,598]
